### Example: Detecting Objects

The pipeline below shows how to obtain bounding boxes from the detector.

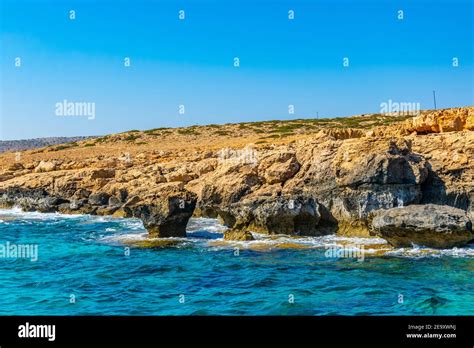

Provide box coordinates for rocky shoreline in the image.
[1,107,473,249]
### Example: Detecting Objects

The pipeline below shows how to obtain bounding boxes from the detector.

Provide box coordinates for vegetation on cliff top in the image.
[60,112,418,149]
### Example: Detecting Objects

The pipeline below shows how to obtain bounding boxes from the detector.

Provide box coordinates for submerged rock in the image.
[370,204,473,248]
[96,206,119,216]
[127,239,184,248]
[223,229,255,241]
[112,207,133,218]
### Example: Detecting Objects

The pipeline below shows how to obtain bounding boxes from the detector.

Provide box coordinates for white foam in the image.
[0,207,22,214]
[204,232,388,251]
[186,217,228,233]
[0,207,84,220]
[229,233,387,248]
[1,207,472,258]
[203,232,474,258]
[120,219,145,230]
[385,245,474,258]
[101,231,148,242]
[98,219,146,243]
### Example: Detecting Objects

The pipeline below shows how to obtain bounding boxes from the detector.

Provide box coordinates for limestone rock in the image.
[165,170,197,183]
[96,206,119,216]
[192,158,217,175]
[318,128,365,140]
[108,195,121,207]
[34,161,57,173]
[370,204,473,248]
[7,163,24,172]
[88,192,110,206]
[112,207,133,218]
[0,174,14,182]
[133,188,197,237]
[334,138,428,187]
[218,195,330,236]
[252,196,324,235]
[90,168,115,179]
[155,174,167,184]
[223,229,255,241]
[72,188,91,200]
[124,195,141,207]
[198,163,261,209]
[406,107,474,133]
[35,196,69,212]
[258,152,300,184]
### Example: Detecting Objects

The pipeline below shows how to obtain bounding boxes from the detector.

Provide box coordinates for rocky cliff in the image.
[1,107,473,248]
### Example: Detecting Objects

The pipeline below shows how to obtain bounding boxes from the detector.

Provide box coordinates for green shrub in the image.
[123,134,141,141]
[177,128,200,136]
[214,130,230,136]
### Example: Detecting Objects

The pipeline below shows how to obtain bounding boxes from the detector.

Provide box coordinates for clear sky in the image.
[1,0,473,140]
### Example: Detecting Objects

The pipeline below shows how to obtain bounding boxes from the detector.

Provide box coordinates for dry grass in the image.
[0,112,416,167]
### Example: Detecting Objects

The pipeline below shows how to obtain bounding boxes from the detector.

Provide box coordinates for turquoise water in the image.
[0,208,473,315]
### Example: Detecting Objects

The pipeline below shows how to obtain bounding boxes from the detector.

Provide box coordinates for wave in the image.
[100,217,225,246]
[385,245,474,258]
[102,217,474,258]
[217,232,387,247]
[206,233,388,252]
[0,207,144,225]
[120,219,145,230]
[100,231,148,243]
[0,207,85,220]
[186,217,228,234]
[1,208,472,258]
[204,230,474,258]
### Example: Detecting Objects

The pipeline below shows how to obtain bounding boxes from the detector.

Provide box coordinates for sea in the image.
[0,208,473,315]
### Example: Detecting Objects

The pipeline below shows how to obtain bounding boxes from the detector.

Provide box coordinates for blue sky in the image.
[1,0,473,140]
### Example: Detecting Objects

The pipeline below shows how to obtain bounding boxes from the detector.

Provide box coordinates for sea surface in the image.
[0,208,473,315]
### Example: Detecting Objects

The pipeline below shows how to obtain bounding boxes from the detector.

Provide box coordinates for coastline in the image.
[1,206,473,258]
[1,107,474,250]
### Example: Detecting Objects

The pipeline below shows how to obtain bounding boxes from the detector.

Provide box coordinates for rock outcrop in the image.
[0,185,197,238]
[134,188,197,238]
[405,107,474,133]
[215,195,331,236]
[282,137,430,236]
[223,229,255,241]
[0,187,67,212]
[370,204,473,248]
